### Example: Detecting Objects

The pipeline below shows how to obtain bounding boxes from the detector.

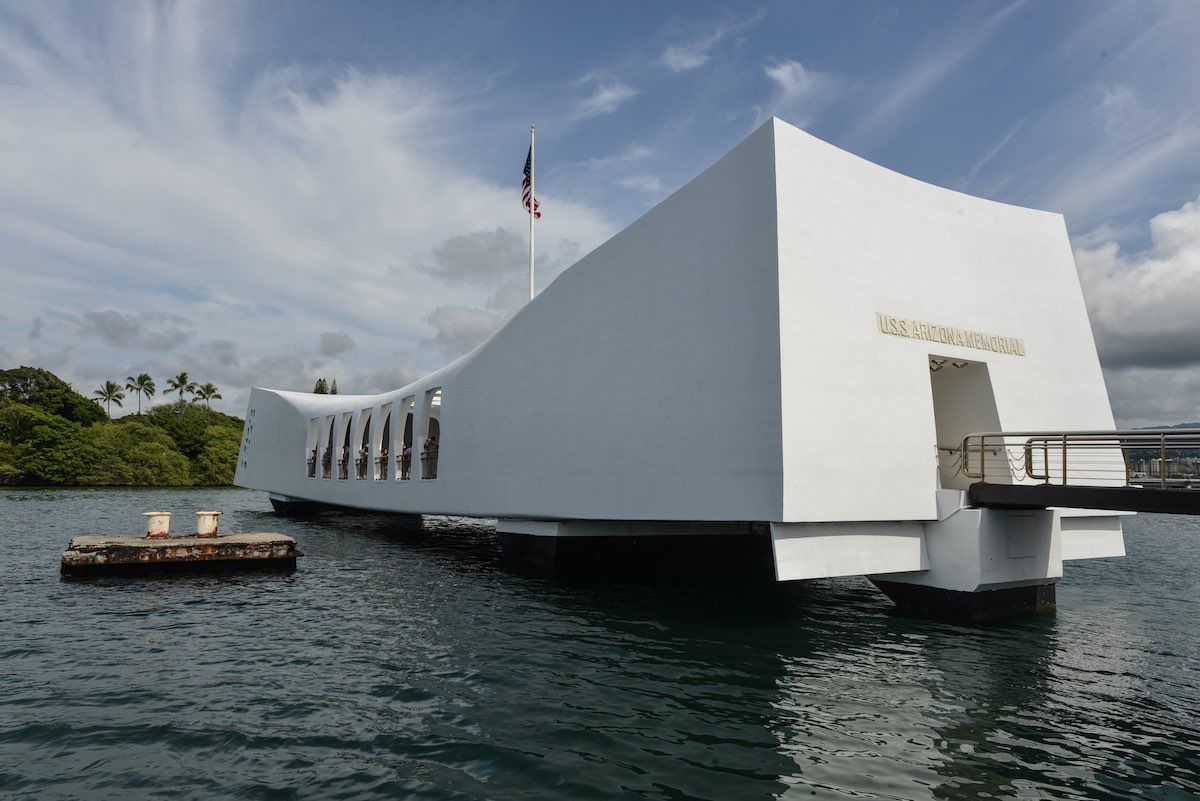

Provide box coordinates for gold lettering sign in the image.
[875,313,1025,356]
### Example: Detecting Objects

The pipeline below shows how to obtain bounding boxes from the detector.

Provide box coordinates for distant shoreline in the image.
[1,367,243,488]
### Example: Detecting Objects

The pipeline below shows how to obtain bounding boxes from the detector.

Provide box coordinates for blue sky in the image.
[1,1,1199,425]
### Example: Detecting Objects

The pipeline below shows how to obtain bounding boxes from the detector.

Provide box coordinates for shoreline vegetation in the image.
[0,367,241,487]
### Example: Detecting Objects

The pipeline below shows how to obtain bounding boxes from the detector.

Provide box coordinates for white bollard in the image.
[195,510,222,538]
[143,511,171,539]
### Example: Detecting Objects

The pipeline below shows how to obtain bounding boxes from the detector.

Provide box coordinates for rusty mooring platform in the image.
[61,532,303,576]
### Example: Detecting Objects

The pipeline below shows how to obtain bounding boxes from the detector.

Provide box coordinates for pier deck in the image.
[61,532,302,576]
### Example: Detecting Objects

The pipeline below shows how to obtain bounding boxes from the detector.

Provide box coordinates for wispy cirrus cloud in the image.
[843,0,1027,149]
[958,119,1024,190]
[660,9,766,72]
[0,2,613,413]
[574,81,638,120]
[756,59,838,128]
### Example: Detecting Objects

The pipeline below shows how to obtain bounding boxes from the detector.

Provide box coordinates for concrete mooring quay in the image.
[61,511,303,576]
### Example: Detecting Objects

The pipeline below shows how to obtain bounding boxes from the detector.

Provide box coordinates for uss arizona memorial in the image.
[236,118,1191,618]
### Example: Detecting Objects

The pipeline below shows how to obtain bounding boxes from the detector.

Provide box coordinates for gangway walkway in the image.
[958,429,1200,515]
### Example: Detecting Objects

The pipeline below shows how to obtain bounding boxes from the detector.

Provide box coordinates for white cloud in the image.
[424,228,526,285]
[77,309,192,351]
[0,3,613,414]
[759,59,836,128]
[618,175,663,194]
[575,81,638,120]
[660,10,767,73]
[1075,194,1200,370]
[1074,192,1200,427]
[318,331,356,357]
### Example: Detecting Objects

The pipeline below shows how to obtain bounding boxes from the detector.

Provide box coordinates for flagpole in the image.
[529,122,536,301]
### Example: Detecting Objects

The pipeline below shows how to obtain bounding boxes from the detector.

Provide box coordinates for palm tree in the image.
[93,380,125,419]
[165,372,196,406]
[125,373,155,415]
[194,382,222,412]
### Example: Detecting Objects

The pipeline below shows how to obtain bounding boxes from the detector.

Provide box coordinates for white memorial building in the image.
[236,118,1135,619]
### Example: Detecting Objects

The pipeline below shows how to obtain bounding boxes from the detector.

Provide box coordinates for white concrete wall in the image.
[773,120,1115,522]
[237,122,785,520]
[236,117,1123,569]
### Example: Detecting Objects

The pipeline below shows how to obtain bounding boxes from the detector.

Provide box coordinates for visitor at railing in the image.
[356,447,368,479]
[306,448,317,478]
[321,447,332,478]
[377,447,389,480]
[338,445,349,480]
[421,435,439,480]
[400,444,412,480]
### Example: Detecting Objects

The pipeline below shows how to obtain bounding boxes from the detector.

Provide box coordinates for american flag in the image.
[522,146,541,219]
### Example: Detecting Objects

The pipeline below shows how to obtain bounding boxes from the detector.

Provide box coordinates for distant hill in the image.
[0,366,243,486]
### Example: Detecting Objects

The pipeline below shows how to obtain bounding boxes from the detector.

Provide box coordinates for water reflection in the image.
[3,490,1199,800]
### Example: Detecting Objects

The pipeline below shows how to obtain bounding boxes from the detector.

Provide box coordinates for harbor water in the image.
[1,487,1197,800]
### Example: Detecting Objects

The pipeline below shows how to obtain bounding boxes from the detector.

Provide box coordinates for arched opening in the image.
[399,396,415,480]
[322,417,335,478]
[357,409,372,479]
[338,412,353,479]
[421,388,441,480]
[305,419,318,477]
[377,410,391,480]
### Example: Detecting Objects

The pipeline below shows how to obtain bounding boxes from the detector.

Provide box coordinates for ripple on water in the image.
[0,488,1198,800]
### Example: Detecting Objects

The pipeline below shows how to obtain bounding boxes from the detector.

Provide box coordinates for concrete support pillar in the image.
[869,507,1063,621]
[495,519,774,579]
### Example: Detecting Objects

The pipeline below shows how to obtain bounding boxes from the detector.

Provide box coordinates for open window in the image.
[398,396,415,480]
[338,412,353,479]
[321,416,335,478]
[420,388,441,480]
[356,408,372,479]
[929,356,1005,490]
[305,419,319,477]
[376,406,391,480]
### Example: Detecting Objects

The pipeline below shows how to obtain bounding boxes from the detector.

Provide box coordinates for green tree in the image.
[0,367,105,425]
[133,402,243,459]
[0,439,20,483]
[195,426,241,484]
[165,372,196,406]
[194,382,222,411]
[81,422,191,485]
[330,379,338,395]
[125,373,156,415]
[0,402,88,484]
[313,378,328,394]
[93,380,125,418]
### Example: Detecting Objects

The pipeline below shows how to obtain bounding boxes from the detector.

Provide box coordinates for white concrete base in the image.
[872,507,1062,593]
[770,522,927,581]
[1060,514,1127,560]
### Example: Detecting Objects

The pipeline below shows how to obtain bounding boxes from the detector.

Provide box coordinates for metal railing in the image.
[959,429,1200,488]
